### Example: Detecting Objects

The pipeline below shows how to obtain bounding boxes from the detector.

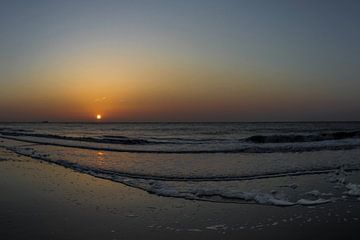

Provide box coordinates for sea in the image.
[1,122,360,206]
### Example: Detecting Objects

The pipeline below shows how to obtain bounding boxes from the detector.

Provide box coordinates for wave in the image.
[2,134,360,153]
[3,128,360,147]
[0,130,222,145]
[3,144,357,207]
[244,130,360,143]
[2,127,360,154]
[4,144,360,182]
[0,131,158,145]
[0,127,33,133]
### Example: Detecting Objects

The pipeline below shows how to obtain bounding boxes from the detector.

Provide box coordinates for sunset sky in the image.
[1,0,360,122]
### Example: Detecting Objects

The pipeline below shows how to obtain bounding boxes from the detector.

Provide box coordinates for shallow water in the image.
[1,122,360,206]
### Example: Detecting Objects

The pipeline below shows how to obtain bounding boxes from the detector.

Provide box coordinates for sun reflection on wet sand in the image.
[96,151,106,167]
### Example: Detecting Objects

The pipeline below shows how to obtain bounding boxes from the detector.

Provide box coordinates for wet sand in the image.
[0,147,359,240]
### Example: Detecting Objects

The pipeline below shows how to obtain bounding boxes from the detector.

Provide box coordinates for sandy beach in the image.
[1,145,359,240]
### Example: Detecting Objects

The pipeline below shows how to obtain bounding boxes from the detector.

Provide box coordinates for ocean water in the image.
[1,122,360,206]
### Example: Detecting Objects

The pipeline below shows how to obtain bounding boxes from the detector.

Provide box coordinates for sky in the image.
[0,0,360,122]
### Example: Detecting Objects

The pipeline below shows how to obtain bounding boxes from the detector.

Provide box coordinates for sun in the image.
[96,114,102,120]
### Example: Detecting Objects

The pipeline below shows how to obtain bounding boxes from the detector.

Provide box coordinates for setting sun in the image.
[96,114,102,120]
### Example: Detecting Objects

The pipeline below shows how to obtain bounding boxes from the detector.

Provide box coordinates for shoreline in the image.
[1,147,359,239]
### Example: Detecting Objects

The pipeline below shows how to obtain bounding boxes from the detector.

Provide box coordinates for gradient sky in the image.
[1,0,360,122]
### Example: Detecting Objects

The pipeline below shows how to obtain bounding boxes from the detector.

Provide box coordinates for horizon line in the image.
[1,120,360,124]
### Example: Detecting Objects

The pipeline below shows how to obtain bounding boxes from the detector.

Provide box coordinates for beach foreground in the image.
[1,147,359,240]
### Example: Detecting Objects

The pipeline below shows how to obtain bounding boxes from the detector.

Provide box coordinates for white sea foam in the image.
[296,198,333,205]
[305,190,333,197]
[345,183,360,196]
[117,178,336,207]
[206,224,227,231]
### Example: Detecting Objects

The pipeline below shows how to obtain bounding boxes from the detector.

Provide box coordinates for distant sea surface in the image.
[1,122,360,206]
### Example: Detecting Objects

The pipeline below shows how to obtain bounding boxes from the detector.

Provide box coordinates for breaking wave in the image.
[1,134,360,153]
[244,130,360,143]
